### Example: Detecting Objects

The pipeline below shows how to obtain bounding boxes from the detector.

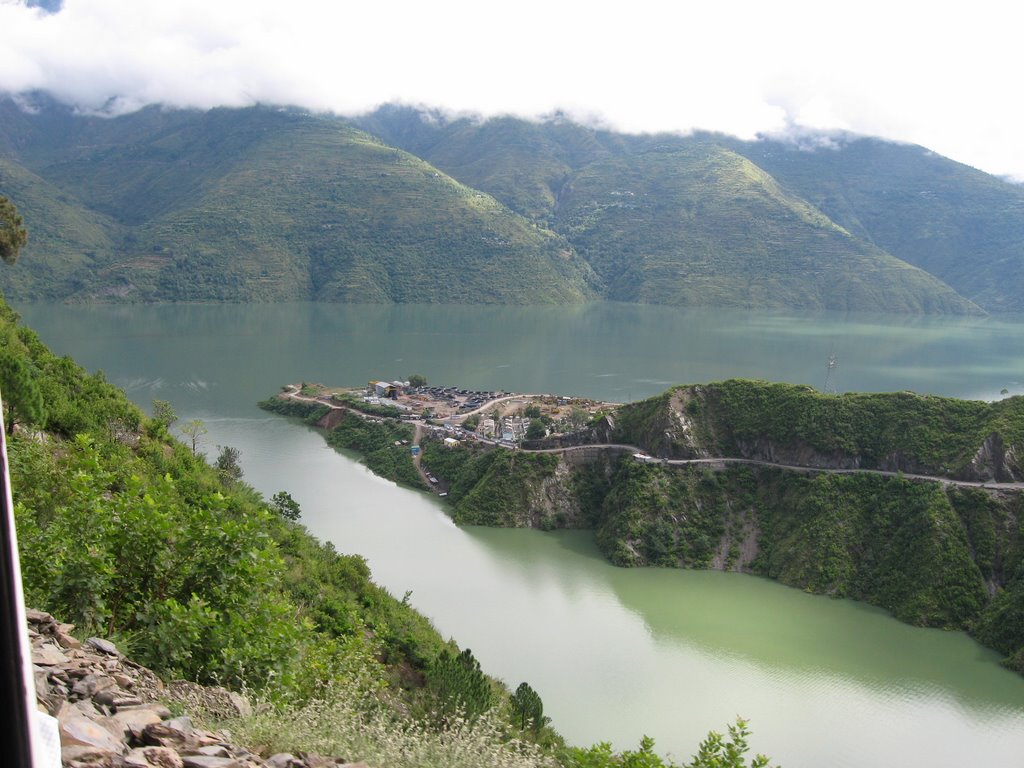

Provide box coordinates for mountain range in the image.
[1,94,1022,312]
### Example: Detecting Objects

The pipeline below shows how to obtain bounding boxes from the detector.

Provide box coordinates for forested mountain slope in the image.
[0,98,596,303]
[360,107,1015,313]
[4,96,1023,312]
[728,135,1024,312]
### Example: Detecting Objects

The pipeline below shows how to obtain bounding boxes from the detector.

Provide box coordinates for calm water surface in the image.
[16,302,1024,768]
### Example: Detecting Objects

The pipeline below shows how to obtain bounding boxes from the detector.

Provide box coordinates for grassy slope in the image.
[357,107,620,224]
[144,119,593,303]
[730,136,1024,312]
[7,98,1021,313]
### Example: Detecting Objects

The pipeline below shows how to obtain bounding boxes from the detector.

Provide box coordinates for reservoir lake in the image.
[16,301,1024,768]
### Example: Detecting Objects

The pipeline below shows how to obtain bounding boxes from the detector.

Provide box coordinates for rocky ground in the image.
[27,609,366,768]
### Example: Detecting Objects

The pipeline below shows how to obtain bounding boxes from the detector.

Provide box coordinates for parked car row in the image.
[407,385,505,411]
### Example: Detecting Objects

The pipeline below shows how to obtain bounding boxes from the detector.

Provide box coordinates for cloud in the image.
[1,0,1022,180]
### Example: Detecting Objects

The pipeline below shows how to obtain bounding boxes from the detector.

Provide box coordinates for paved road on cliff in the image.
[520,443,1024,491]
[279,385,1024,492]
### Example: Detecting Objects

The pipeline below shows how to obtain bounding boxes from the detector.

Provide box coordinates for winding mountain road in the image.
[521,443,1024,491]
[278,385,1024,492]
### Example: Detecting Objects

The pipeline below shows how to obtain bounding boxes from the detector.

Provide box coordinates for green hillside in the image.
[552,141,974,311]
[359,108,987,313]
[5,97,1024,311]
[729,136,1024,312]
[0,156,122,298]
[611,379,1024,480]
[357,107,622,223]
[0,100,596,303]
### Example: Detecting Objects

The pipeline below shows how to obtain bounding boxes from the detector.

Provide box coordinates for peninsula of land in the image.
[261,378,1024,676]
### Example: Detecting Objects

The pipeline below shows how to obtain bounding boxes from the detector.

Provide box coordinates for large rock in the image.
[100,706,165,740]
[180,756,243,768]
[26,608,55,625]
[124,746,186,768]
[86,637,121,656]
[32,645,69,666]
[60,744,121,768]
[73,673,118,698]
[59,715,125,754]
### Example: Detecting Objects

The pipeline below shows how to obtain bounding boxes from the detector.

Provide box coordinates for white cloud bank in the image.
[1,0,1023,180]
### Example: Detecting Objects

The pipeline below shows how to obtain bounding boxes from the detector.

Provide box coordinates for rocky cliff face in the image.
[526,458,587,528]
[967,433,1024,482]
[732,437,863,470]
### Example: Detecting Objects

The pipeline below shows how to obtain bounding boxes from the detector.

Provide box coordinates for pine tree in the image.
[510,681,547,733]
[0,348,45,435]
[429,647,493,722]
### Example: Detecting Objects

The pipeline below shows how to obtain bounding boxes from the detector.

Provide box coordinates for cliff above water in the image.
[605,380,1024,482]
[419,382,1024,674]
[259,380,1024,673]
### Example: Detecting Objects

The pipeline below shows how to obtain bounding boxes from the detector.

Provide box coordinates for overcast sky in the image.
[2,0,1022,180]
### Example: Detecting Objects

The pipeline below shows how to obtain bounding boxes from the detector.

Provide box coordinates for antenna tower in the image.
[823,353,838,394]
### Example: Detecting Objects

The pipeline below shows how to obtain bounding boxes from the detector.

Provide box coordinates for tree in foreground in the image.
[510,681,548,734]
[561,717,776,768]
[215,445,243,484]
[687,719,774,768]
[408,373,428,387]
[180,418,207,455]
[429,647,493,723]
[0,195,28,264]
[271,490,301,520]
[0,348,45,435]
[151,399,178,430]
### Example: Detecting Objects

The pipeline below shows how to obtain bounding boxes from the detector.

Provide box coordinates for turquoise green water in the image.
[16,302,1024,767]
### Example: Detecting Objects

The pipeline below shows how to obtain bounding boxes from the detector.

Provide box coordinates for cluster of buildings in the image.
[369,380,408,399]
[364,379,507,420]
[477,415,532,443]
